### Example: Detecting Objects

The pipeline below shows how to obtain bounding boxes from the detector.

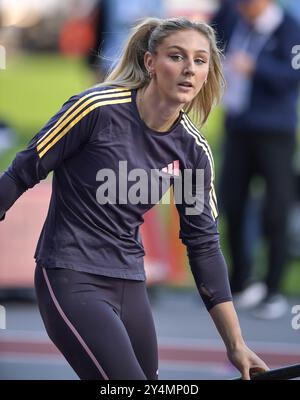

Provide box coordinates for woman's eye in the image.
[169,55,206,65]
[169,55,183,62]
[195,59,205,65]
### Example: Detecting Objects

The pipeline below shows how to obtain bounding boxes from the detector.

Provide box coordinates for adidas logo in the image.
[161,160,180,177]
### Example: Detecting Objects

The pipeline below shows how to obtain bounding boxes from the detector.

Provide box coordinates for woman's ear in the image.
[144,51,155,77]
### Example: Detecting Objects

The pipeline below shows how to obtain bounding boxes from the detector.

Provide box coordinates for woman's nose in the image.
[183,60,195,75]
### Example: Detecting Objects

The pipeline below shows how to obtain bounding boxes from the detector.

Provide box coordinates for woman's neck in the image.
[137,84,183,132]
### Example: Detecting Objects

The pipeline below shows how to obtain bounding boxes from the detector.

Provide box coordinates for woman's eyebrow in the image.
[166,45,209,54]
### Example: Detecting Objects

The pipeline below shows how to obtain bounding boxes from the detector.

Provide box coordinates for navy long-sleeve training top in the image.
[0,86,232,310]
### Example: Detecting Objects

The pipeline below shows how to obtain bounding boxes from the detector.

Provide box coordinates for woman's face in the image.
[145,29,210,106]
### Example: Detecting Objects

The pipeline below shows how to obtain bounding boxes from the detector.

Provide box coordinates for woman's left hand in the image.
[227,343,269,380]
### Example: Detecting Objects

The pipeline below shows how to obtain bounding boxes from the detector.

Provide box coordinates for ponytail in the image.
[98,18,161,89]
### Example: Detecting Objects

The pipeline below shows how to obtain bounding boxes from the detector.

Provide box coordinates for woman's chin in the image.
[163,88,195,106]
[175,92,194,105]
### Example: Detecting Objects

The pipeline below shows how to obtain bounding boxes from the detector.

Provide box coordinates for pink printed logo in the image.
[161,160,180,177]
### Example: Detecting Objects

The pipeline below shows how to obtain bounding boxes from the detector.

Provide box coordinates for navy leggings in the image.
[34,265,158,380]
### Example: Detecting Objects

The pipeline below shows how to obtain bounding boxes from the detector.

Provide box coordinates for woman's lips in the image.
[178,83,193,91]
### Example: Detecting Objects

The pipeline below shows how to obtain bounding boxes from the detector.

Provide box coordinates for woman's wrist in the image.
[209,302,246,352]
[225,335,246,352]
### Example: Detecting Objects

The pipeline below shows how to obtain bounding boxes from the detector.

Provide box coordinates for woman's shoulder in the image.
[61,85,133,121]
[78,85,132,99]
[180,112,211,148]
[180,112,214,168]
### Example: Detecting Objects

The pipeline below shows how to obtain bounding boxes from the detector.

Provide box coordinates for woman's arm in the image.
[0,172,26,221]
[175,148,232,311]
[176,120,269,378]
[209,301,269,379]
[0,91,99,221]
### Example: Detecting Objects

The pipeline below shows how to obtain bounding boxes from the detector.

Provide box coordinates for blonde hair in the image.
[98,17,225,127]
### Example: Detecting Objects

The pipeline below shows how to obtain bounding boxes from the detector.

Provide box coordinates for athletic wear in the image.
[0,86,232,310]
[34,265,158,380]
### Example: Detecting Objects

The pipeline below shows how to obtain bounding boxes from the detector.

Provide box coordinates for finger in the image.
[250,367,267,378]
[252,360,270,371]
[261,362,270,371]
[242,368,251,380]
[249,360,271,378]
